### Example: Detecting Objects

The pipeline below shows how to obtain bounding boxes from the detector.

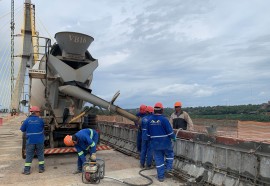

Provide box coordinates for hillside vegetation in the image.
[91,103,270,122]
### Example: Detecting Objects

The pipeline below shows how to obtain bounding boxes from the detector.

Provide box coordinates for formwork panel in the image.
[240,153,257,178]
[227,149,241,173]
[193,143,204,163]
[186,141,195,161]
[212,172,224,186]
[130,129,136,143]
[259,156,270,182]
[215,148,227,170]
[202,146,215,166]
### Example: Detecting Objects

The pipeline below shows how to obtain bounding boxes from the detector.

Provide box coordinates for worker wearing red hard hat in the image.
[135,104,147,152]
[170,101,194,130]
[146,102,176,182]
[140,106,154,169]
[20,106,45,175]
[64,128,99,174]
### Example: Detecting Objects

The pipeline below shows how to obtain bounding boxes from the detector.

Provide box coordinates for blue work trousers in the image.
[153,145,174,179]
[24,143,44,171]
[140,140,153,167]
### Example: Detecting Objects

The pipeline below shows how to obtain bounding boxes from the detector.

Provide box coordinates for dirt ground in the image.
[0,115,184,186]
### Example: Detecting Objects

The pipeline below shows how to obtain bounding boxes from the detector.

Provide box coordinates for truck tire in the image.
[22,132,26,159]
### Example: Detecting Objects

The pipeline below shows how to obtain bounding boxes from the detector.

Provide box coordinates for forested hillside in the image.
[92,103,270,122]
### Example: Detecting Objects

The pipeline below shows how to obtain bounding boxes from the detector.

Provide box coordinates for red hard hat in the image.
[174,102,182,107]
[139,104,147,113]
[30,106,40,112]
[154,102,163,109]
[146,106,154,113]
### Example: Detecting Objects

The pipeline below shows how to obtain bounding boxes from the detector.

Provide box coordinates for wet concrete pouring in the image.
[0,116,185,186]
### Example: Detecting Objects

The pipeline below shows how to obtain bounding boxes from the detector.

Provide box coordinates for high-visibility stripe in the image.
[26,130,44,135]
[156,164,164,168]
[90,142,95,147]
[39,161,44,165]
[43,146,111,155]
[166,158,174,160]
[151,134,169,138]
[89,129,93,139]
[86,145,91,150]
[25,163,31,166]
[78,151,84,156]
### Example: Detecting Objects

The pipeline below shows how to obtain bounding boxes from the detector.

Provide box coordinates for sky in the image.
[0,0,270,109]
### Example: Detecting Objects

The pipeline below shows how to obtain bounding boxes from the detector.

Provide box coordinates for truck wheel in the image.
[22,133,26,159]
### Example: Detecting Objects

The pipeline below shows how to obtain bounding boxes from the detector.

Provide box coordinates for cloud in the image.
[1,0,270,108]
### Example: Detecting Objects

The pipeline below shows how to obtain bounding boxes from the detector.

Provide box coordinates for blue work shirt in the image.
[141,114,152,141]
[147,114,175,150]
[20,115,45,145]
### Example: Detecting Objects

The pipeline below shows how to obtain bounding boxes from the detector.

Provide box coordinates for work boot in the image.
[158,178,164,182]
[73,169,82,174]
[22,170,30,175]
[22,167,31,175]
[156,176,164,182]
[140,164,145,169]
[39,165,45,173]
[146,165,153,169]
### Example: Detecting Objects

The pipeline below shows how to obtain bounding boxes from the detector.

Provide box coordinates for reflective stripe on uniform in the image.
[86,129,95,149]
[150,134,169,138]
[26,130,44,135]
[78,151,84,156]
[156,164,164,168]
[89,129,93,139]
[39,161,44,165]
[25,163,31,166]
[90,142,95,147]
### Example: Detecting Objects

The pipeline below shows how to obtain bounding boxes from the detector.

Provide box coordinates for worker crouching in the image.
[64,128,99,174]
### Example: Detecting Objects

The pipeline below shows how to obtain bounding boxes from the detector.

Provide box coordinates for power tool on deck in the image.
[82,159,105,184]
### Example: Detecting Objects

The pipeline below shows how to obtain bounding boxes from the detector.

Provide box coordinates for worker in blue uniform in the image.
[64,128,99,174]
[147,102,176,182]
[135,104,147,152]
[140,106,154,169]
[20,106,45,175]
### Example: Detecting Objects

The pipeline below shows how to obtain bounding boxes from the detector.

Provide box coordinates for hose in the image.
[104,168,153,186]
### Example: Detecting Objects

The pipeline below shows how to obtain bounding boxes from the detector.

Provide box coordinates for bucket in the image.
[0,118,3,126]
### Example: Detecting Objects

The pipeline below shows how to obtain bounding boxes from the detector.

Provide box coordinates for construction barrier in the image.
[44,145,111,155]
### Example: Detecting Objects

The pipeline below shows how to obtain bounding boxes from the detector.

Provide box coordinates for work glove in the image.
[172,136,177,142]
[90,153,96,161]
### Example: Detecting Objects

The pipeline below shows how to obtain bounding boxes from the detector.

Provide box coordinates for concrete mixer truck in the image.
[22,31,139,158]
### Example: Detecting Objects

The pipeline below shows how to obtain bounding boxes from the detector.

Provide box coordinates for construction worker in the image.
[170,101,194,130]
[135,104,147,152]
[64,128,99,174]
[147,102,176,182]
[140,106,154,169]
[20,106,45,175]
